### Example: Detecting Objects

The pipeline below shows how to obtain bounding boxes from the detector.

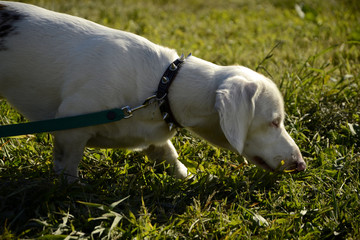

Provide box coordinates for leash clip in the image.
[121,95,157,119]
[121,106,133,119]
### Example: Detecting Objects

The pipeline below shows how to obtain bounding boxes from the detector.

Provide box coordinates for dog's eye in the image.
[270,119,280,128]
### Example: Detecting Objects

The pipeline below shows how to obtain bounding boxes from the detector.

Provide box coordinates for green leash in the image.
[0,108,126,138]
[0,95,156,138]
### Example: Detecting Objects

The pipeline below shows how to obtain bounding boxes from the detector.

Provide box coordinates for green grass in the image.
[1,0,359,239]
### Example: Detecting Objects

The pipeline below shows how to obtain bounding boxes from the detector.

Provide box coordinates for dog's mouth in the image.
[252,156,274,172]
[251,156,306,173]
[282,161,306,173]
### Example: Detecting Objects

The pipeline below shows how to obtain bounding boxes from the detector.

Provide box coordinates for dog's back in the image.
[0,2,103,119]
[0,1,176,121]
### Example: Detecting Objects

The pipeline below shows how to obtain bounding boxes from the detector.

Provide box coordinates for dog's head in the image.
[215,68,306,172]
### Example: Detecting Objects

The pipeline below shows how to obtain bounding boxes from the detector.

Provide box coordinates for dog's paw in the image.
[172,161,191,179]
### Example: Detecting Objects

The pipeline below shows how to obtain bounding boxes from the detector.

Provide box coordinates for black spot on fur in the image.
[0,4,23,51]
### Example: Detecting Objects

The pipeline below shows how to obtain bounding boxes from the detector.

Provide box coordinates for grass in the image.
[1,0,359,239]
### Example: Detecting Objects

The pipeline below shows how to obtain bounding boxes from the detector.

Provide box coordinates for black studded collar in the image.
[156,53,191,131]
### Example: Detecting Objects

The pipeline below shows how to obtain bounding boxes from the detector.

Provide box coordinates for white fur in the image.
[0,2,306,181]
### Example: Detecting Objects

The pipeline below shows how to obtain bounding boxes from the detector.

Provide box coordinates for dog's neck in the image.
[168,56,234,150]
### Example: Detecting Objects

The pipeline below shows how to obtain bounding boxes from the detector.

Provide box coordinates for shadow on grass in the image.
[0,162,283,237]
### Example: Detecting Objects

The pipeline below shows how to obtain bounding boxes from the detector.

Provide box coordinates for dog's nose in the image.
[296,160,306,171]
[292,151,306,172]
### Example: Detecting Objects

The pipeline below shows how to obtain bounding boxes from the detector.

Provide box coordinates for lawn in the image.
[1,0,359,239]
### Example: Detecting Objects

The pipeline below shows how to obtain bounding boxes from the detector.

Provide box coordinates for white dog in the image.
[0,1,306,181]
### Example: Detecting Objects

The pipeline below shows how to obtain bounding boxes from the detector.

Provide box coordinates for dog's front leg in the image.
[53,131,89,183]
[143,140,189,179]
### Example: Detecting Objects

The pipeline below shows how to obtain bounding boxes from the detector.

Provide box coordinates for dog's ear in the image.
[215,78,259,154]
